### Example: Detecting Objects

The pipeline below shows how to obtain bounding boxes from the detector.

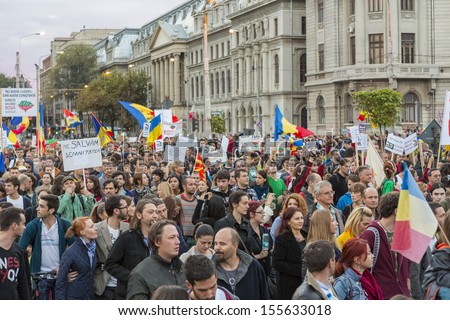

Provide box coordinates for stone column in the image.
[174,54,181,105]
[169,56,175,103]
[164,57,169,101]
[238,50,244,95]
[159,58,165,103]
[151,61,157,104]
[262,43,269,93]
[245,48,252,95]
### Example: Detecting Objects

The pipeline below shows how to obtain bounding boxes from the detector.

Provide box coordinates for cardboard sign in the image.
[1,88,38,117]
[60,138,102,171]
[385,134,405,155]
[404,133,418,155]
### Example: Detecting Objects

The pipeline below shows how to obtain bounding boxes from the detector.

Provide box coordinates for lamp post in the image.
[203,1,215,137]
[16,32,44,88]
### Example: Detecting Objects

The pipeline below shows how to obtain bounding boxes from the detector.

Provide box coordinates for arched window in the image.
[300,54,307,83]
[345,94,354,123]
[402,92,418,122]
[274,54,280,85]
[317,96,325,124]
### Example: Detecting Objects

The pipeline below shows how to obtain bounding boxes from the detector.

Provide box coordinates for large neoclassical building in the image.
[59,0,450,136]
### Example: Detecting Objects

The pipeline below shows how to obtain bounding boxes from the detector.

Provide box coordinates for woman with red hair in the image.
[333,238,383,300]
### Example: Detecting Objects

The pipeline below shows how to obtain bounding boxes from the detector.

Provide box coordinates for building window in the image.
[216,44,219,58]
[274,18,278,36]
[350,0,355,15]
[216,72,220,95]
[260,21,265,37]
[200,76,204,97]
[318,0,324,23]
[253,24,257,39]
[369,34,384,64]
[368,0,383,12]
[317,96,325,124]
[210,73,214,95]
[301,16,306,35]
[210,46,214,60]
[300,54,307,83]
[345,94,354,123]
[401,0,414,11]
[402,92,417,122]
[350,36,356,65]
[227,69,231,93]
[200,49,203,62]
[401,33,415,63]
[245,27,249,41]
[190,52,194,65]
[195,77,199,98]
[274,55,280,85]
[191,79,195,99]
[318,44,324,71]
[236,32,240,45]
[221,43,225,57]
[221,71,225,94]
[227,40,230,55]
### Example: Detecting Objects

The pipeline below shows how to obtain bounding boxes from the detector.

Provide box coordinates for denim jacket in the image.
[333,267,367,300]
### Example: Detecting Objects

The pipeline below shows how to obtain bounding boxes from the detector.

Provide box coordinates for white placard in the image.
[440,90,450,146]
[154,139,164,152]
[162,120,182,138]
[60,138,102,171]
[385,133,404,155]
[178,147,187,161]
[221,136,229,162]
[178,136,189,143]
[355,133,368,151]
[167,145,175,161]
[155,109,173,124]
[142,122,150,137]
[1,88,38,117]
[349,125,360,142]
[404,133,418,155]
[305,141,317,151]
[127,137,137,143]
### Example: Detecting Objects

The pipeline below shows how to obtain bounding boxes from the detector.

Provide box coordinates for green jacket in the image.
[58,192,95,221]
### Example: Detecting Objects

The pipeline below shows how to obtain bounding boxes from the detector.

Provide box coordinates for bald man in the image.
[363,187,379,218]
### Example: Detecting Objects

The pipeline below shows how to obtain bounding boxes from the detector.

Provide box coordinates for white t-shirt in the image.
[106,226,120,288]
[7,196,24,209]
[40,220,60,272]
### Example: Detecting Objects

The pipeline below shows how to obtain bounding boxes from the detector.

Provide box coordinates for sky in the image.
[0,0,187,87]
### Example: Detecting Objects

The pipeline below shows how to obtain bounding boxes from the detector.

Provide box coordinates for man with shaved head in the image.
[363,187,379,219]
[213,227,269,300]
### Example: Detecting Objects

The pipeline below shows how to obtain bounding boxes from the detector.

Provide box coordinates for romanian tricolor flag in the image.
[62,109,82,128]
[92,113,114,148]
[36,102,46,156]
[119,101,154,129]
[274,105,314,141]
[2,123,20,148]
[11,116,30,135]
[147,114,163,145]
[194,152,206,182]
[357,110,368,121]
[392,163,438,263]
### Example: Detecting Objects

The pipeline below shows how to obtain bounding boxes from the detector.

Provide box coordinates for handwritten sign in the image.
[60,138,102,171]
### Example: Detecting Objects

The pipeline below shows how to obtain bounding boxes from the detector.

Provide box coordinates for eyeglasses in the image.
[322,191,335,196]
[117,206,129,211]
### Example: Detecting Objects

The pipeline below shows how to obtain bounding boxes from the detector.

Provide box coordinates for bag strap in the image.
[366,226,380,273]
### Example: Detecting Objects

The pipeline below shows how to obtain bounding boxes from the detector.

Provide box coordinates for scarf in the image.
[360,269,384,300]
[83,239,96,268]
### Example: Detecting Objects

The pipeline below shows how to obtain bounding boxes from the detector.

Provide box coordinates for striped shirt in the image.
[177,193,197,237]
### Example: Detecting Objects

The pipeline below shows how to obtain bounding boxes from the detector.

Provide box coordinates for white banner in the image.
[1,88,38,117]
[404,133,418,155]
[60,138,102,171]
[440,90,450,146]
[385,133,404,155]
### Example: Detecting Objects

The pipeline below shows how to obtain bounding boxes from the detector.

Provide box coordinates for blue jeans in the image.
[439,287,450,300]
[38,278,56,300]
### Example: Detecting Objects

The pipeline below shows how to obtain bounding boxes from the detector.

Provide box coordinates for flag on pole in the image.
[365,138,385,188]
[2,123,20,148]
[147,114,163,145]
[392,163,438,264]
[274,105,314,141]
[194,152,206,182]
[92,113,114,148]
[11,116,30,135]
[36,102,46,156]
[440,90,450,146]
[118,101,154,129]
[62,109,82,128]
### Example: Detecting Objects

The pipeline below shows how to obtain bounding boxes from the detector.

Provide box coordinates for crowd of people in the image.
[1,133,450,300]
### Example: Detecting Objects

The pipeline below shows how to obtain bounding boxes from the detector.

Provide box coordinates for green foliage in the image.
[0,73,15,88]
[352,88,402,129]
[211,114,225,134]
[77,70,149,132]
[49,44,97,99]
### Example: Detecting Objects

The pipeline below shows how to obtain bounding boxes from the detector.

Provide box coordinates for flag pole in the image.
[437,144,442,165]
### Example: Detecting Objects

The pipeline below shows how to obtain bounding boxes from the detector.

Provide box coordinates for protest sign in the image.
[404,133,418,155]
[60,138,102,171]
[305,141,317,151]
[142,122,150,137]
[162,120,182,138]
[239,136,263,152]
[385,133,404,155]
[355,133,368,151]
[1,88,38,117]
[349,125,360,142]
[154,139,164,152]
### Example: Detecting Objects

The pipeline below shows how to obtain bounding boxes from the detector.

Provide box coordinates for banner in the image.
[385,133,405,155]
[239,136,264,152]
[404,133,418,155]
[440,90,450,146]
[60,138,102,171]
[1,88,38,117]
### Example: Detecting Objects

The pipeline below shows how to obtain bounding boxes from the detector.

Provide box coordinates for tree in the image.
[352,88,402,150]
[0,73,15,88]
[211,114,225,135]
[77,70,148,134]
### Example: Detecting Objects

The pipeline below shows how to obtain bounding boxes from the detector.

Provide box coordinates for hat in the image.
[62,176,75,184]
[344,138,352,144]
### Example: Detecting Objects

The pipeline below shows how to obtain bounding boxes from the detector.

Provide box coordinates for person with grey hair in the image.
[302,181,344,237]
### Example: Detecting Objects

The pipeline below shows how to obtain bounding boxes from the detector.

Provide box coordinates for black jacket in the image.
[328,172,348,205]
[214,214,253,255]
[273,231,306,300]
[104,229,149,299]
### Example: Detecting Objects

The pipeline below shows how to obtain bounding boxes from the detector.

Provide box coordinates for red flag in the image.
[172,114,179,123]
[194,152,206,182]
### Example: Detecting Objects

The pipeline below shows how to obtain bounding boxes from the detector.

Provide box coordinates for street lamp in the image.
[16,32,45,88]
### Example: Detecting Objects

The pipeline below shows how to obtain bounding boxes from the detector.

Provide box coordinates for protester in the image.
[180,223,215,263]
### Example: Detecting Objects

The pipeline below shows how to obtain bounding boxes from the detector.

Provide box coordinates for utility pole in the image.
[203,2,212,137]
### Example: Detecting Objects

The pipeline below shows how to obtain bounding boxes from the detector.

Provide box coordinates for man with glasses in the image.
[303,181,344,237]
[94,195,129,299]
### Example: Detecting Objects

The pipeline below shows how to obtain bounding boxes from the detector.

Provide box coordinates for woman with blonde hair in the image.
[270,193,308,242]
[157,181,173,199]
[337,206,373,250]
